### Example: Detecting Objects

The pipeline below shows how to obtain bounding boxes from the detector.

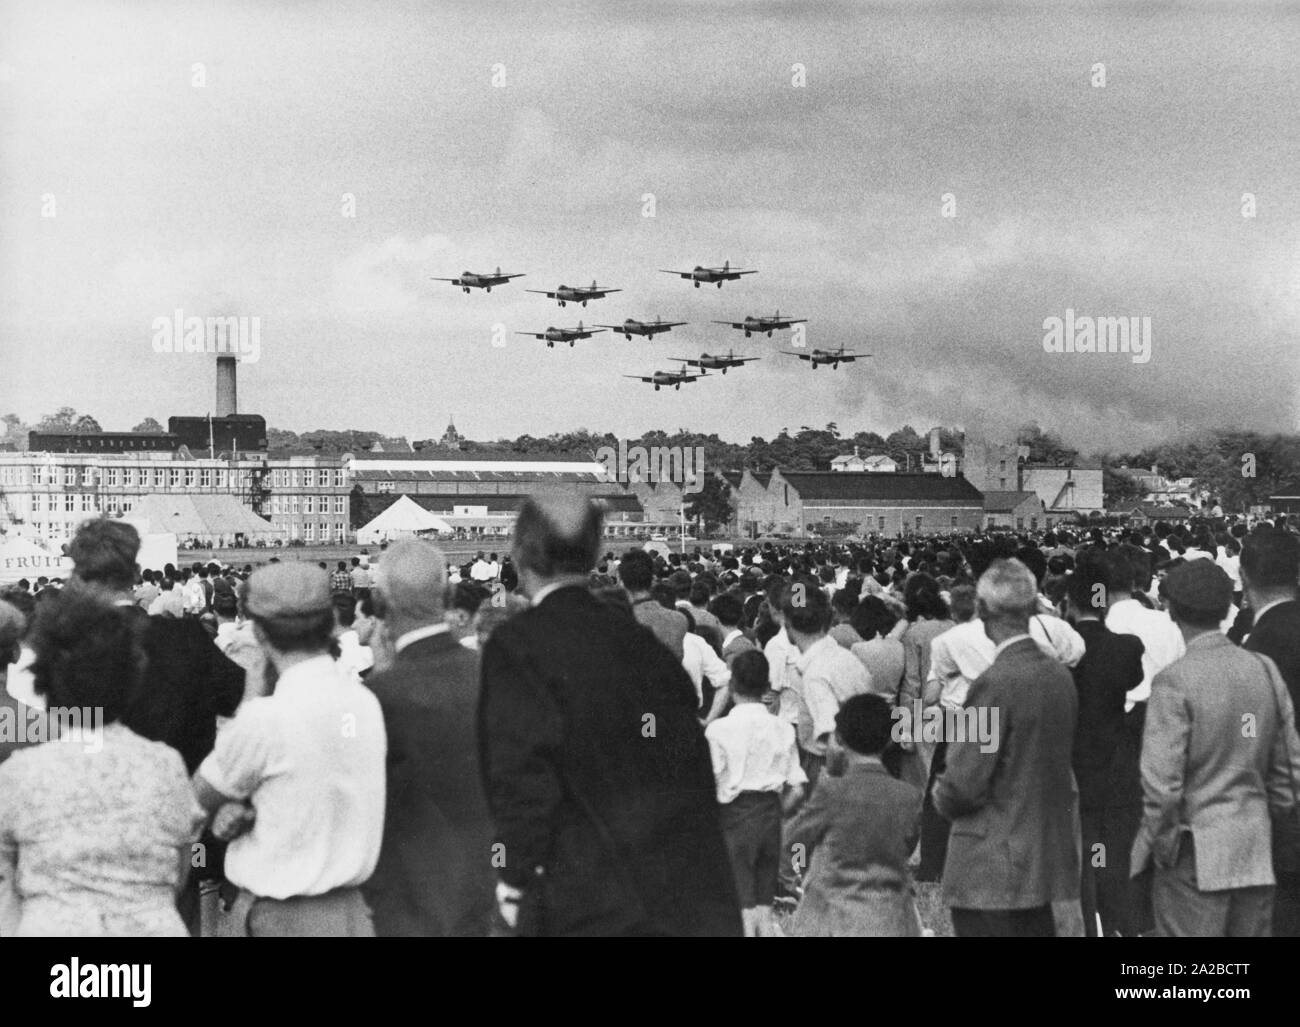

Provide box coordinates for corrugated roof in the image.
[353,449,595,463]
[779,471,984,503]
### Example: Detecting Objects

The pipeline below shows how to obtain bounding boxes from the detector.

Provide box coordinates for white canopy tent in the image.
[356,495,453,545]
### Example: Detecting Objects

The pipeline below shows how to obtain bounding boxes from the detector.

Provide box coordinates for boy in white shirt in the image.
[705,650,807,936]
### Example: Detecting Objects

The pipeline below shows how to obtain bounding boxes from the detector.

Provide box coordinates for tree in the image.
[132,417,165,433]
[72,415,102,433]
[1102,465,1145,508]
[1,413,28,450]
[36,407,80,433]
[684,476,734,534]
[1015,422,1078,465]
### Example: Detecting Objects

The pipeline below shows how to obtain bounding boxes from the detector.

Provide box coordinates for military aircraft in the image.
[623,366,709,391]
[594,317,688,340]
[713,310,808,337]
[658,260,758,288]
[526,281,622,307]
[515,321,607,348]
[672,351,761,374]
[782,346,870,369]
[429,267,525,293]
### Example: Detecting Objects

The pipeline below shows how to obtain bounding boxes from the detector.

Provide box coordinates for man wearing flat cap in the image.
[1133,559,1300,936]
[194,562,387,936]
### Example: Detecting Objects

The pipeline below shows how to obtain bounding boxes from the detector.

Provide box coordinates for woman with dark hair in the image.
[849,597,905,702]
[0,590,203,936]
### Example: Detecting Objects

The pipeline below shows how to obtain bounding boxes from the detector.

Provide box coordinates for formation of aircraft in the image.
[526,281,622,307]
[516,321,607,347]
[658,260,758,289]
[429,267,525,293]
[782,346,870,369]
[432,257,873,381]
[673,351,761,374]
[623,366,709,391]
[713,310,807,337]
[594,317,688,340]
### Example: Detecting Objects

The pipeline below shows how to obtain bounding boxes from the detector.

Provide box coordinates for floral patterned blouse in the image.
[0,722,204,937]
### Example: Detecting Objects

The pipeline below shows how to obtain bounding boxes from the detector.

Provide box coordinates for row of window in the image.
[270,469,346,488]
[3,466,346,488]
[266,496,348,515]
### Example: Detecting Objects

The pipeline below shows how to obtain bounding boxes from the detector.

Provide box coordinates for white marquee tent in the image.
[356,495,453,545]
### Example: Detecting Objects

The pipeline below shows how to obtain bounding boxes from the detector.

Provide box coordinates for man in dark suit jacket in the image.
[934,558,1080,937]
[479,495,742,936]
[1065,553,1146,936]
[363,539,494,937]
[1240,527,1300,935]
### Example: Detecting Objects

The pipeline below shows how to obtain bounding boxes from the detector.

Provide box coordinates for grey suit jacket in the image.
[1130,631,1300,890]
[788,761,922,936]
[934,637,1081,909]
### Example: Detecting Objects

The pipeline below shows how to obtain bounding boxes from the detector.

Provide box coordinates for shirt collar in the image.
[394,623,450,653]
[795,634,838,672]
[275,653,342,692]
[1253,598,1294,624]
[531,581,585,608]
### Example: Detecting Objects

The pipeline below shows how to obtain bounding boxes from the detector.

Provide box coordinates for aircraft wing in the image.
[680,373,705,382]
[500,273,526,279]
[782,351,813,361]
[594,288,622,294]
[656,321,688,328]
[659,270,694,278]
[671,358,704,366]
[525,290,559,298]
[712,321,746,329]
[593,325,625,330]
[728,270,758,277]
[735,357,762,363]
[779,318,808,326]
[623,375,654,382]
[429,277,460,282]
[515,332,547,339]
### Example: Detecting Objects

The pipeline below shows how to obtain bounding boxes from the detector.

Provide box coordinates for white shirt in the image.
[197,654,387,899]
[5,644,41,710]
[763,628,801,725]
[393,623,449,654]
[335,628,374,683]
[469,560,494,582]
[682,632,730,707]
[1217,552,1242,590]
[1105,598,1186,710]
[928,615,1085,711]
[149,589,184,618]
[792,634,872,756]
[705,702,807,804]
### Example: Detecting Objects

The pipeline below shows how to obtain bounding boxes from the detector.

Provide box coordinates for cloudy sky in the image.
[2,0,1298,452]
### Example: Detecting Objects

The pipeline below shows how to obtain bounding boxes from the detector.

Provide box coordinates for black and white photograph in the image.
[1,0,1299,992]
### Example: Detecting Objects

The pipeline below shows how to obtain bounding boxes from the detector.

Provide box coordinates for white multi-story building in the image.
[0,449,352,546]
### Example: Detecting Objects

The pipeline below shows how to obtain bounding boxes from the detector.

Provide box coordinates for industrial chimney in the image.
[216,354,238,417]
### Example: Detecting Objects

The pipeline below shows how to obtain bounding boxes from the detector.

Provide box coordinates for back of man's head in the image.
[374,539,447,625]
[68,518,140,592]
[513,494,602,581]
[976,558,1038,624]
[617,548,656,593]
[780,577,831,636]
[1242,527,1300,593]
